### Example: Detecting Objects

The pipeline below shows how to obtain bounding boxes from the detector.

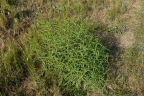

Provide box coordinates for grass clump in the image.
[27,18,109,95]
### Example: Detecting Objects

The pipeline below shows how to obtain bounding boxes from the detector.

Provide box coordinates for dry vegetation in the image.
[0,0,144,96]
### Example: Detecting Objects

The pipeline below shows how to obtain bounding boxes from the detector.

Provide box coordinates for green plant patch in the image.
[28,18,109,95]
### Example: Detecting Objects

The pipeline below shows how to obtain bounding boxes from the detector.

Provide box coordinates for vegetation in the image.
[27,19,109,95]
[0,0,144,96]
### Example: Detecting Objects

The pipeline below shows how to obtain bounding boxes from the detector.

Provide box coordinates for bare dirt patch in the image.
[120,31,135,48]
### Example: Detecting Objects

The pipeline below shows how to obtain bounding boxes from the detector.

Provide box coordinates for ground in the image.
[0,0,144,96]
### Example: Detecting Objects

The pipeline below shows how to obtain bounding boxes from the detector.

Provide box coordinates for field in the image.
[0,0,144,96]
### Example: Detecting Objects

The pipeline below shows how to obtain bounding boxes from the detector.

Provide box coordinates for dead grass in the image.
[106,0,144,96]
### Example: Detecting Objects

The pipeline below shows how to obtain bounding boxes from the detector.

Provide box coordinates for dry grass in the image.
[106,0,144,96]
